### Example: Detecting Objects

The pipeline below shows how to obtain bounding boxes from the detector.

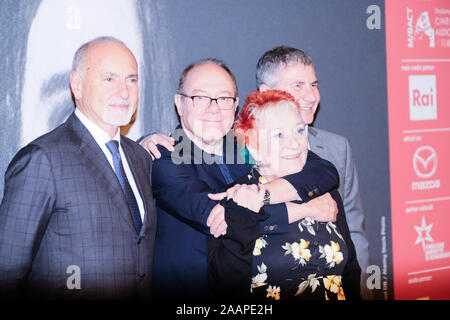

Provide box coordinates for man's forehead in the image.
[280,61,316,75]
[83,45,137,73]
[183,63,235,93]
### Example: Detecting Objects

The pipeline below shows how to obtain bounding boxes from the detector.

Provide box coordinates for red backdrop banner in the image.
[386,0,450,300]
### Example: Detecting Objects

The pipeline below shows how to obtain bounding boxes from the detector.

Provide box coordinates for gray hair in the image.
[177,58,238,96]
[256,45,314,89]
[72,36,129,75]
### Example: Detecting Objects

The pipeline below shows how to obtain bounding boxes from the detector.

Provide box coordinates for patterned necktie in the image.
[106,140,142,233]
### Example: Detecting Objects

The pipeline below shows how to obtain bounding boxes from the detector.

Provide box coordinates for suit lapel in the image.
[65,114,137,233]
[308,126,324,154]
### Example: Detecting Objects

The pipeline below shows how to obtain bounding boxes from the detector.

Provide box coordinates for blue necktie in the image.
[106,140,142,233]
[213,154,234,185]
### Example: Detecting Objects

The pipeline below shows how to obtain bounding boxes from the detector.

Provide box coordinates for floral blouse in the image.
[250,216,349,300]
[207,169,360,301]
[249,175,350,300]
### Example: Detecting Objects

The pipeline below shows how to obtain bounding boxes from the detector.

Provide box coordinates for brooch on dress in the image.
[247,165,267,184]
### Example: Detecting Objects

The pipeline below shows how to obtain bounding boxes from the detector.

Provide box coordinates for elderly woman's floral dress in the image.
[249,175,350,300]
[207,169,361,300]
[250,217,349,300]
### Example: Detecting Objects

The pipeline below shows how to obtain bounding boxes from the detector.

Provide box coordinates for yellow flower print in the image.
[319,241,344,268]
[324,275,346,300]
[337,287,346,300]
[294,239,312,261]
[253,236,268,256]
[324,275,341,292]
[330,241,344,264]
[251,263,268,292]
[282,239,311,266]
[266,285,281,300]
[258,176,267,184]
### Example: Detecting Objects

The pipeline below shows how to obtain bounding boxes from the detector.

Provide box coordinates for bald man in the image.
[0,37,156,300]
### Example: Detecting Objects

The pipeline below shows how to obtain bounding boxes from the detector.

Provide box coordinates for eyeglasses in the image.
[178,93,237,110]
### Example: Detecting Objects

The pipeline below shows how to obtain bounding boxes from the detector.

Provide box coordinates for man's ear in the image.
[70,71,83,100]
[234,96,239,108]
[174,93,183,117]
[259,83,271,92]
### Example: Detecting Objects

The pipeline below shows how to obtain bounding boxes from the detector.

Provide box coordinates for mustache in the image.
[108,99,132,107]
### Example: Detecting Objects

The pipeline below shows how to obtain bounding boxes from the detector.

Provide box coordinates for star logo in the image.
[414,216,434,249]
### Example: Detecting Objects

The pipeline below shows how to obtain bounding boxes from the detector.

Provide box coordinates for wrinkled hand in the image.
[140,133,174,159]
[207,185,237,202]
[209,184,265,213]
[304,192,338,222]
[231,184,265,213]
[206,203,227,238]
[206,184,265,237]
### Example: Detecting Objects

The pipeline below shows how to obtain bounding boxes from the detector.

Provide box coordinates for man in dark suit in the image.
[150,58,341,299]
[0,36,156,299]
[256,45,369,298]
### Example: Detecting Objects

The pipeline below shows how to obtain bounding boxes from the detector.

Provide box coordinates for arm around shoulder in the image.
[151,153,218,234]
[282,150,339,202]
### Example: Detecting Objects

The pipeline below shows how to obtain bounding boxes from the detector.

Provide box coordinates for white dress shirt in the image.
[74,108,145,221]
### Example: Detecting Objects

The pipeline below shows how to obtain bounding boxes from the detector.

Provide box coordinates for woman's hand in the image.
[230,184,266,213]
[206,185,263,238]
[208,184,265,213]
[208,185,237,202]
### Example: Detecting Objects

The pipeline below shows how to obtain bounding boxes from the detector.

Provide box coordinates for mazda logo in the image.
[413,146,437,178]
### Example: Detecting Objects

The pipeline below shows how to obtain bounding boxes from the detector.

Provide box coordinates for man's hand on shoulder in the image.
[286,192,338,223]
[303,193,338,222]
[140,133,174,159]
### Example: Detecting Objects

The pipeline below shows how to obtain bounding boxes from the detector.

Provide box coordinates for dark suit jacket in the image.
[151,127,338,299]
[0,113,157,299]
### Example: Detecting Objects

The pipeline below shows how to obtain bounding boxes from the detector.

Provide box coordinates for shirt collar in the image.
[74,108,121,146]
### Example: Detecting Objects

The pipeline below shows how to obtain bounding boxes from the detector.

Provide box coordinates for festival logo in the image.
[414,216,450,261]
[407,8,435,48]
[414,216,434,248]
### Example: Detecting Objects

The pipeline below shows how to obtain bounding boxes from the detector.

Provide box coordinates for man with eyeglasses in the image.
[149,58,340,299]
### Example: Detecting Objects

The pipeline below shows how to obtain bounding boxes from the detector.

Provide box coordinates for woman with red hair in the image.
[208,90,360,300]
